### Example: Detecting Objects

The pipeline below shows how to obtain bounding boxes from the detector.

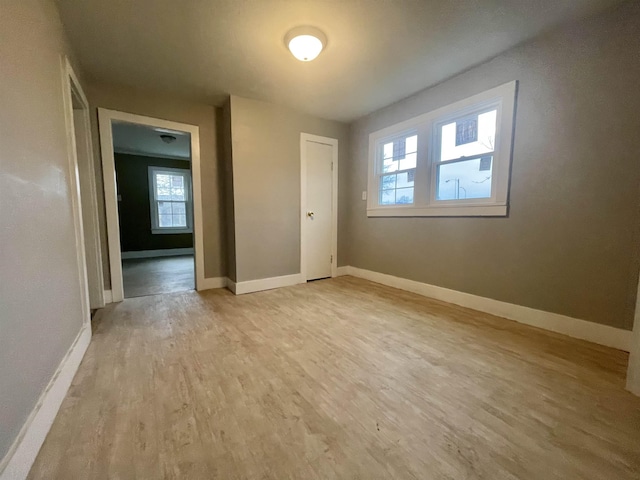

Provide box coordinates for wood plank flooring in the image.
[28,277,640,479]
[122,255,194,298]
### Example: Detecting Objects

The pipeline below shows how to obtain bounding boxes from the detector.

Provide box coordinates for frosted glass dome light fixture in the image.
[285,26,326,62]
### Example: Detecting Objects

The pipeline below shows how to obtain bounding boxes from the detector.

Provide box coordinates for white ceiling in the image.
[112,122,190,160]
[57,0,622,122]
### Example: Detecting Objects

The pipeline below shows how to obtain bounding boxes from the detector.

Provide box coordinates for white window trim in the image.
[367,81,517,217]
[148,166,193,234]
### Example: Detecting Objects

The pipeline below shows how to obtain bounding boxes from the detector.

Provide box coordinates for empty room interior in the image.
[2,1,640,479]
[112,121,196,298]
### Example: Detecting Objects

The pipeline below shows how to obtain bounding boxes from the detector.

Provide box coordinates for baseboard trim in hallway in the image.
[339,266,632,352]
[0,324,91,480]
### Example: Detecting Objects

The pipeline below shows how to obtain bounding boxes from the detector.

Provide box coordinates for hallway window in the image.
[148,166,193,234]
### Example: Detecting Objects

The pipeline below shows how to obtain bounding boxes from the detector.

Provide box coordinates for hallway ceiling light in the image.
[285,26,326,62]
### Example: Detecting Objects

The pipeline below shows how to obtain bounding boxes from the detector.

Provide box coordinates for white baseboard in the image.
[103,290,113,304]
[343,266,632,352]
[198,277,227,291]
[335,266,350,277]
[226,278,237,294]
[0,324,91,480]
[121,248,194,259]
[230,273,303,295]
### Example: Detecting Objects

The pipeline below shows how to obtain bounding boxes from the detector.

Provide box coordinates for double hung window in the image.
[367,81,517,217]
[149,166,192,234]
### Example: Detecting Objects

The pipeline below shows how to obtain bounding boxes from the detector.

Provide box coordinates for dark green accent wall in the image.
[115,153,193,252]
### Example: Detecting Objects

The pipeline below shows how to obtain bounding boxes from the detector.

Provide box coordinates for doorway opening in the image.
[113,122,194,298]
[99,110,205,302]
[300,133,338,282]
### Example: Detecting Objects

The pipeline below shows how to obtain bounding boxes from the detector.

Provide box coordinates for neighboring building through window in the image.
[148,166,193,234]
[367,81,517,217]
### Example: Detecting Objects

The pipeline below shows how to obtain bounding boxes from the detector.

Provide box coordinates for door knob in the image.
[307,211,314,218]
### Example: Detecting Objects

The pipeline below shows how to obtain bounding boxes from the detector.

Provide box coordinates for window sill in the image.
[151,228,193,235]
[366,204,507,217]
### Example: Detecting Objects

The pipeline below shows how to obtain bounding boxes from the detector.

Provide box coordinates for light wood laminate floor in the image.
[29,277,640,479]
[122,255,194,298]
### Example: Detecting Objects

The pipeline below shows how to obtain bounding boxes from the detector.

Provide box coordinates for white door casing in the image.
[61,56,102,320]
[72,107,104,309]
[301,134,338,281]
[98,109,204,302]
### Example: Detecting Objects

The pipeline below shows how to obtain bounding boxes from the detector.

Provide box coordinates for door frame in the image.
[98,108,204,302]
[300,133,338,281]
[61,56,103,321]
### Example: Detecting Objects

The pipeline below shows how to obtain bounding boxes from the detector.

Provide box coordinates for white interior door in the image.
[304,140,334,281]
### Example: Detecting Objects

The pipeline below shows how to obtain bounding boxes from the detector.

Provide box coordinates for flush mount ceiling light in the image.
[160,134,177,144]
[154,127,186,136]
[285,26,326,62]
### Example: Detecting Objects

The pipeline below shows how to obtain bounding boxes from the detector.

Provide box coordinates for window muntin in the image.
[366,81,516,217]
[149,167,192,234]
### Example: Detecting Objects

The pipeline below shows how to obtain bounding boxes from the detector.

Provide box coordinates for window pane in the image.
[399,152,416,171]
[158,201,172,215]
[379,163,417,206]
[380,189,395,205]
[396,170,415,189]
[392,139,405,159]
[170,187,185,201]
[156,174,171,189]
[395,188,414,204]
[156,189,171,200]
[440,110,497,162]
[155,174,172,200]
[173,215,187,227]
[158,214,173,227]
[172,202,186,215]
[171,175,184,188]
[437,156,493,200]
[381,174,396,190]
[381,134,417,173]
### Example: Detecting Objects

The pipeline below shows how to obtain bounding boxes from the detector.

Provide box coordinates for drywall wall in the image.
[228,96,349,282]
[344,1,640,330]
[87,83,225,287]
[219,100,237,282]
[0,0,87,464]
[114,153,193,252]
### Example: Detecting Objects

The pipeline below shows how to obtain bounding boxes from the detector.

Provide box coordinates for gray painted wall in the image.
[219,100,237,282]
[0,0,87,462]
[343,1,640,330]
[228,96,350,282]
[87,83,226,285]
